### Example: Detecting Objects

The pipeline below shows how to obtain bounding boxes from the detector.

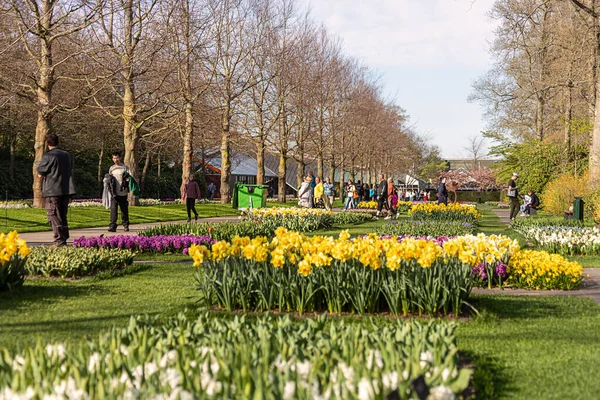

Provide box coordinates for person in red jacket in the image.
[182,175,201,222]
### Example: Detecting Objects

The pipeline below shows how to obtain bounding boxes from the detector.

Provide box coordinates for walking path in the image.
[489,207,600,305]
[18,216,241,247]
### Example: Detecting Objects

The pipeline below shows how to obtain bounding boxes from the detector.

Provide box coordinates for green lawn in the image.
[0,201,305,234]
[2,203,600,398]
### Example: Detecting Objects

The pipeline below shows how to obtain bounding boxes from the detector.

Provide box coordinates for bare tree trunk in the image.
[180,101,194,196]
[122,0,139,206]
[536,96,545,141]
[278,150,287,202]
[256,141,265,184]
[328,155,335,186]
[296,158,305,188]
[220,107,231,203]
[317,152,324,180]
[565,82,573,157]
[157,150,161,178]
[97,140,104,185]
[141,149,151,192]
[9,133,16,180]
[591,78,600,180]
[32,5,55,208]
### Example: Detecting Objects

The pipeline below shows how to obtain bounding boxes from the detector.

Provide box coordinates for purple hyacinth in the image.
[73,234,216,254]
[495,262,508,279]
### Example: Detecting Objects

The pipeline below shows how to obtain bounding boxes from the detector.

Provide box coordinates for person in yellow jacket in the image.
[314,177,331,210]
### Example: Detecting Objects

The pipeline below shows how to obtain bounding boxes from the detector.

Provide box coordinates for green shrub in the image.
[0,255,27,291]
[332,211,373,225]
[0,313,471,399]
[26,247,135,278]
[377,220,474,237]
[509,216,583,231]
[140,221,274,241]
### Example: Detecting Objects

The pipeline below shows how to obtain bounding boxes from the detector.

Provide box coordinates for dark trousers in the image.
[377,196,388,213]
[509,197,520,220]
[438,196,448,206]
[110,195,129,229]
[45,196,70,246]
[186,197,198,220]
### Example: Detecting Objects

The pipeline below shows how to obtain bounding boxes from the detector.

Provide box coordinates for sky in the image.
[296,0,498,159]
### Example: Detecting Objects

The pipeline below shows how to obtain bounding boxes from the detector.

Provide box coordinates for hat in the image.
[512,172,519,177]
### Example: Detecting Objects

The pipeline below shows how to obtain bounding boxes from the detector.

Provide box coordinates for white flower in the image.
[295,360,311,380]
[12,355,25,371]
[357,378,374,400]
[441,368,450,382]
[120,345,129,356]
[283,381,296,400]
[88,352,101,373]
[45,344,66,359]
[428,385,455,400]
[382,371,399,390]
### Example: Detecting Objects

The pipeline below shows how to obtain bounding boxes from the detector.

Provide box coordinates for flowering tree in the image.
[440,167,498,190]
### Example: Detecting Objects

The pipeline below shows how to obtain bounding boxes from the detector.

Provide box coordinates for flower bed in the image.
[74,234,215,254]
[140,221,274,241]
[510,217,583,230]
[409,203,482,224]
[357,200,378,209]
[0,232,30,291]
[515,226,600,256]
[331,211,373,225]
[0,313,471,399]
[240,207,333,232]
[26,247,135,278]
[377,221,474,237]
[509,250,584,289]
[0,201,30,209]
[189,229,522,316]
[357,200,412,213]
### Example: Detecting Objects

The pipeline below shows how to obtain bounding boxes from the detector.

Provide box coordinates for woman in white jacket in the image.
[298,176,313,208]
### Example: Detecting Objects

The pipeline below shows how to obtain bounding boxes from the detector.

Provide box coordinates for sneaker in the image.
[123,226,129,232]
[194,215,198,222]
[108,228,116,232]
[187,219,191,223]
[384,216,391,220]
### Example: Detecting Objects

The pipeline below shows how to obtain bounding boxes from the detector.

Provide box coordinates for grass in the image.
[565,255,600,268]
[2,202,599,398]
[460,295,600,399]
[0,201,304,234]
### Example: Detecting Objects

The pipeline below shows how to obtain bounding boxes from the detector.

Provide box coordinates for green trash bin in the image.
[235,183,269,210]
[573,197,584,221]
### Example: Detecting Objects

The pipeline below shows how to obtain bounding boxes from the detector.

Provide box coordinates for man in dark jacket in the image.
[37,133,75,246]
[437,177,448,205]
[376,174,388,217]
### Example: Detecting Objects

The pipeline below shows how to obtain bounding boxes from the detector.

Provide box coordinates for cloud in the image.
[298,0,497,68]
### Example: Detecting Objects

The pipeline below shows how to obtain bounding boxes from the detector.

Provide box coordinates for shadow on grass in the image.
[0,283,103,312]
[470,295,571,320]
[461,350,512,399]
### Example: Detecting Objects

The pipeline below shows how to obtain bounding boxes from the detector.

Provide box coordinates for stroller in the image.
[313,196,325,209]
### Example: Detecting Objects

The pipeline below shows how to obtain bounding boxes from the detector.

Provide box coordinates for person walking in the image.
[507,172,520,220]
[182,175,201,222]
[344,179,356,210]
[385,178,396,219]
[314,177,331,210]
[376,174,388,217]
[437,177,448,206]
[37,133,75,246]
[108,151,130,232]
[298,176,312,208]
[207,182,216,201]
[324,177,335,207]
